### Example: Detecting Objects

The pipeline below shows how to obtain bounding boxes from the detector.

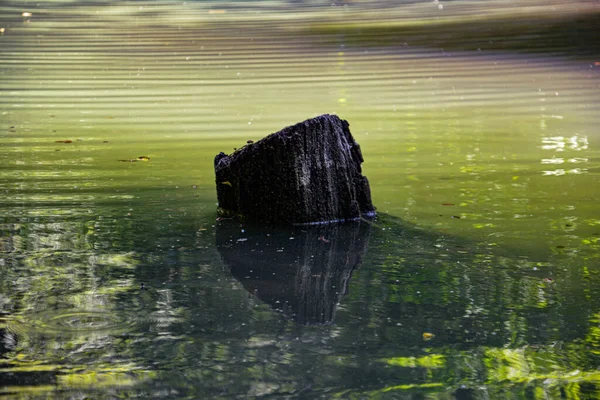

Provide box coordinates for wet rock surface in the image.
[214,114,375,224]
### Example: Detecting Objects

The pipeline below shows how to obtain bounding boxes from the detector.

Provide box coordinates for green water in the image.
[1,1,600,398]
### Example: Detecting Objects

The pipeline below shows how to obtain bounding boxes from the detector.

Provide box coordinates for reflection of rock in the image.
[216,220,371,324]
[0,328,17,357]
[214,114,375,224]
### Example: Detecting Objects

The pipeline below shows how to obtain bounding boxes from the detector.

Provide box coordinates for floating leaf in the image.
[423,332,434,341]
[221,181,232,187]
[117,156,150,162]
[473,223,497,228]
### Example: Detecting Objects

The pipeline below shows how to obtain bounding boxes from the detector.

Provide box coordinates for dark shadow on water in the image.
[2,199,600,397]
[216,219,371,324]
[214,211,490,326]
[309,11,600,58]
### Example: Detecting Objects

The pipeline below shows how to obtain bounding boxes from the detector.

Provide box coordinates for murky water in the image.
[1,1,600,398]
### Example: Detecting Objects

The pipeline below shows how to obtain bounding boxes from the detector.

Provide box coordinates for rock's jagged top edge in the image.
[260,113,343,143]
[217,114,346,164]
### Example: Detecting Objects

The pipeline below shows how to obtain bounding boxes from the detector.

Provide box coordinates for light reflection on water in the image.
[1,0,600,398]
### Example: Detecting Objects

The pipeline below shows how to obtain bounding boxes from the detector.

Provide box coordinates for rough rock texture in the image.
[214,114,375,224]
[216,220,371,324]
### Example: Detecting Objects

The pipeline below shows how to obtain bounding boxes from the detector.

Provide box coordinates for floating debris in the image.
[0,28,5,34]
[22,12,32,17]
[451,215,461,219]
[318,235,330,243]
[442,203,455,206]
[118,156,150,162]
[220,181,232,187]
[55,140,72,143]
[247,140,254,144]
[543,277,554,283]
[423,332,435,341]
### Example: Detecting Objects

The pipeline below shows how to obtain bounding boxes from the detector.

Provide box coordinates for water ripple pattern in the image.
[1,1,600,398]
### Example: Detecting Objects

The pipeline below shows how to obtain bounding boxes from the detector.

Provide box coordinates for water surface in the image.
[1,1,600,398]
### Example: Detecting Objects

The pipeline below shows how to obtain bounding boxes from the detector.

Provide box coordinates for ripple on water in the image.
[7,310,137,337]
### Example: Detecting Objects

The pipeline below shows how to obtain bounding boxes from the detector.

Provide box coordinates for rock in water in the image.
[214,114,375,224]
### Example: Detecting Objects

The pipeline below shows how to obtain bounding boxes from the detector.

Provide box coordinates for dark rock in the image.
[214,114,375,224]
[216,220,371,324]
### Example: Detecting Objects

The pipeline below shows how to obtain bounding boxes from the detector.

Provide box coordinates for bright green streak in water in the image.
[1,1,600,398]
